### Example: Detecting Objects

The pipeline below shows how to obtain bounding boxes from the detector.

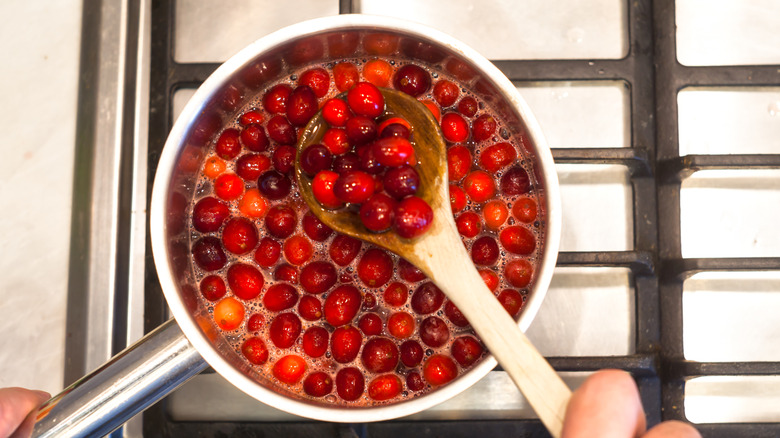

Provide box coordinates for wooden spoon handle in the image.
[413,224,571,437]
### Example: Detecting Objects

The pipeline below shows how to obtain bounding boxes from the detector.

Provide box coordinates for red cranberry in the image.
[303,371,333,397]
[420,316,450,348]
[264,205,297,238]
[357,248,393,288]
[247,313,265,332]
[451,336,483,367]
[393,196,434,239]
[335,366,364,401]
[299,67,330,97]
[433,80,459,107]
[324,284,362,326]
[499,226,536,255]
[236,153,271,181]
[269,312,302,348]
[498,289,525,317]
[358,313,383,336]
[283,235,313,265]
[274,264,299,284]
[334,170,375,204]
[372,137,414,167]
[500,166,531,195]
[368,375,402,401]
[266,115,296,145]
[298,295,323,320]
[239,109,263,126]
[480,142,517,172]
[347,82,385,118]
[383,165,419,200]
[302,326,329,358]
[457,96,478,117]
[512,196,538,223]
[322,98,352,127]
[192,197,229,233]
[383,281,408,307]
[400,340,424,368]
[345,115,377,145]
[332,152,360,174]
[199,275,226,301]
[302,212,333,241]
[456,211,481,238]
[333,62,359,92]
[471,235,500,265]
[216,128,241,159]
[398,258,426,282]
[272,145,296,173]
[505,259,533,288]
[273,354,306,384]
[406,371,425,391]
[240,124,269,152]
[479,269,500,291]
[300,261,337,294]
[258,170,291,200]
[361,337,399,373]
[379,121,411,139]
[441,112,470,143]
[472,114,497,141]
[300,144,332,176]
[221,217,258,255]
[254,237,281,267]
[262,84,292,114]
[227,262,264,300]
[359,193,396,232]
[363,292,377,310]
[449,185,467,213]
[447,145,472,182]
[241,337,269,365]
[214,173,244,201]
[387,311,415,339]
[312,170,344,209]
[262,283,299,311]
[393,64,431,97]
[331,326,362,363]
[463,170,496,203]
[329,234,362,266]
[322,127,350,155]
[423,355,458,386]
[411,282,444,314]
[444,300,469,327]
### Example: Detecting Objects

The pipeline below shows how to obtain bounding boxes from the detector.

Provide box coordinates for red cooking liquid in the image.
[188,55,543,407]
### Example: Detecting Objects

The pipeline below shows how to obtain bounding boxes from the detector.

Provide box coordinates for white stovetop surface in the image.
[0,1,80,395]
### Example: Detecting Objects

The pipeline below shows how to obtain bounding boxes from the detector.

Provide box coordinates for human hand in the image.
[562,369,701,438]
[0,387,50,438]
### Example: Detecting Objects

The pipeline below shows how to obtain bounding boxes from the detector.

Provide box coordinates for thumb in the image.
[0,387,50,438]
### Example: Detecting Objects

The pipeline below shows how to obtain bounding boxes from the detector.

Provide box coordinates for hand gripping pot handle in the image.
[31,319,207,438]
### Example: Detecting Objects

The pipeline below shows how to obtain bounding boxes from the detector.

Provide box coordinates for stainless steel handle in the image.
[32,319,208,438]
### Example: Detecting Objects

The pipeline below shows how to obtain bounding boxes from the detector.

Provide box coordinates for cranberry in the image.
[215,128,241,159]
[463,170,496,203]
[363,293,377,310]
[334,170,375,204]
[269,312,302,348]
[387,311,415,339]
[262,283,299,311]
[240,124,269,152]
[274,264,299,284]
[358,313,383,336]
[449,185,467,213]
[347,82,385,118]
[444,300,469,327]
[393,196,434,239]
[433,80,459,107]
[483,200,509,230]
[322,127,350,155]
[272,145,296,173]
[420,316,450,348]
[512,196,538,223]
[213,297,244,331]
[364,32,399,55]
[359,193,395,232]
[440,112,470,143]
[266,115,296,145]
[379,123,410,140]
[247,313,265,332]
[221,218,258,255]
[273,354,307,385]
[423,355,458,386]
[257,170,291,200]
[312,170,344,209]
[199,275,226,301]
[331,325,362,363]
[451,336,483,367]
[192,197,229,233]
[333,62,359,92]
[302,212,333,241]
[447,145,472,182]
[227,262,264,300]
[239,109,263,126]
[357,248,393,288]
[479,269,500,291]
[236,153,271,181]
[298,295,323,321]
[302,326,329,358]
[383,281,408,307]
[214,173,244,201]
[472,114,497,142]
[324,284,362,327]
[335,367,364,401]
[262,84,292,114]
[300,144,332,176]
[500,166,531,195]
[411,282,444,315]
[299,67,330,97]
[361,337,399,373]
[505,259,533,288]
[456,212,481,238]
[372,137,414,168]
[322,98,352,127]
[368,374,402,401]
[220,86,242,112]
[406,371,425,391]
[498,289,525,317]
[471,235,500,265]
[332,152,361,174]
[480,142,517,172]
[300,261,337,294]
[345,115,377,145]
[254,237,281,267]
[457,96,479,118]
[283,235,313,265]
[329,234,362,266]
[398,259,426,282]
[241,337,269,365]
[327,33,360,58]
[393,64,431,97]
[400,340,424,367]
[264,205,297,239]
[303,371,333,397]
[358,146,384,175]
[499,226,536,255]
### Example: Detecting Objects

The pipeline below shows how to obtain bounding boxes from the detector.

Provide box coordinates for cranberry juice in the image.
[188,55,543,407]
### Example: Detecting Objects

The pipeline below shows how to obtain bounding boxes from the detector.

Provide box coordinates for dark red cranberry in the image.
[357,248,393,288]
[273,145,296,173]
[393,64,431,97]
[221,217,259,255]
[331,326,362,364]
[258,170,292,200]
[269,312,302,348]
[358,146,384,175]
[361,337,399,373]
[383,165,419,199]
[358,313,382,336]
[241,337,269,365]
[240,124,269,152]
[345,115,377,145]
[263,283,299,311]
[300,261,338,294]
[393,196,434,239]
[444,300,470,327]
[235,153,271,181]
[411,282,444,314]
[300,144,332,176]
[227,262,265,300]
[398,259,426,282]
[302,212,333,241]
[406,371,425,391]
[264,205,297,238]
[324,284,362,326]
[379,123,410,139]
[274,264,299,284]
[359,193,396,232]
[471,235,500,265]
[333,170,375,204]
[451,336,483,367]
[266,115,296,145]
[363,292,377,310]
[192,197,229,233]
[239,109,263,126]
[336,366,364,400]
[332,152,360,174]
[262,83,292,114]
[303,371,333,397]
[498,289,525,317]
[247,313,265,332]
[200,275,226,301]
[457,96,479,117]
[286,85,319,126]
[299,67,330,97]
[472,114,497,141]
[400,340,424,367]
[302,326,329,358]
[420,316,450,348]
[254,237,281,267]
[329,234,362,266]
[298,295,323,320]
[216,129,241,159]
[500,166,531,195]
[347,82,385,118]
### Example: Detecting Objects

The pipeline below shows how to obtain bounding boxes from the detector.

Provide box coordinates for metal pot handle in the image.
[32,319,208,438]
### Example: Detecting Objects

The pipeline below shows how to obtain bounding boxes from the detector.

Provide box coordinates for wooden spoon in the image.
[295,88,571,437]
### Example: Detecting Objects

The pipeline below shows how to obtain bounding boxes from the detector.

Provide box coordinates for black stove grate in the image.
[143,0,780,436]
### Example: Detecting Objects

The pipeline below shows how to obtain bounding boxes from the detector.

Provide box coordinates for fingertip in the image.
[644,420,702,438]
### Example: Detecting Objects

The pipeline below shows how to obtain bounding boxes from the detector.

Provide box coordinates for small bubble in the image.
[290,74,298,81]
[325,394,337,403]
[426,349,433,356]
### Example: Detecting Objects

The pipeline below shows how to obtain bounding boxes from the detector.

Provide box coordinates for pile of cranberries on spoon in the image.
[300,81,433,239]
[188,55,542,407]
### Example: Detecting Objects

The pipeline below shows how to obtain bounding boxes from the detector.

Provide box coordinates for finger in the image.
[643,420,701,438]
[561,369,646,438]
[0,388,50,438]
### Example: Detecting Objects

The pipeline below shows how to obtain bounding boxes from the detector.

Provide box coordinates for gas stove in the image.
[65,0,780,436]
